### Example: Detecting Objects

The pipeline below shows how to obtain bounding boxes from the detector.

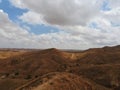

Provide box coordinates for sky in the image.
[0,0,120,49]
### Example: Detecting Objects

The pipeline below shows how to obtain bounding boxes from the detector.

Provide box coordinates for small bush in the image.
[49,82,54,85]
[14,72,19,76]
[25,75,32,79]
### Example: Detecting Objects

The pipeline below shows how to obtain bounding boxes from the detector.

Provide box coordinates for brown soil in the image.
[0,45,120,90]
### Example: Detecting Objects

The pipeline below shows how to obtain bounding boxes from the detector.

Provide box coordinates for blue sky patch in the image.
[0,0,27,21]
[28,24,60,34]
[0,0,60,35]
[101,0,111,11]
[88,22,98,29]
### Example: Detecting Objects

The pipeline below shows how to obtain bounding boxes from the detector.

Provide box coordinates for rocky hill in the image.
[0,45,120,90]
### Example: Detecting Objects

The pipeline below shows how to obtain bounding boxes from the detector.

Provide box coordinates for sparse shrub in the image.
[59,64,67,71]
[56,68,60,72]
[62,64,67,69]
[25,75,32,79]
[5,73,9,77]
[35,75,38,78]
[11,59,19,65]
[61,77,69,83]
[14,72,19,76]
[68,70,73,73]
[49,82,53,85]
[76,63,79,66]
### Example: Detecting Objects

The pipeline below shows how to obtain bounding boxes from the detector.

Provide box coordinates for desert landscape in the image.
[0,0,120,90]
[0,45,120,90]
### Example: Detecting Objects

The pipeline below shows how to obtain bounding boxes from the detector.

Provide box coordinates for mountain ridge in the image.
[0,45,120,90]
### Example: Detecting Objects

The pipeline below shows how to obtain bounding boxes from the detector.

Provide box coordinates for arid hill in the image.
[0,49,27,59]
[0,45,120,90]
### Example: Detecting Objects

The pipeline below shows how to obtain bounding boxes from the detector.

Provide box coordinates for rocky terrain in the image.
[0,46,120,90]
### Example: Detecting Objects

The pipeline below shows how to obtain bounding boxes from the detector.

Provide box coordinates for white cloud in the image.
[1,0,120,49]
[103,7,120,26]
[10,0,104,26]
[0,9,91,49]
[9,0,25,9]
[19,11,44,25]
[108,0,120,8]
[62,25,120,46]
[0,10,35,48]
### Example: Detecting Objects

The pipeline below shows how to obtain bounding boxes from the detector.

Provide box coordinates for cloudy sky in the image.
[0,0,120,49]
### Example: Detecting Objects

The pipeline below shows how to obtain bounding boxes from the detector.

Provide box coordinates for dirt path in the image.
[15,72,60,90]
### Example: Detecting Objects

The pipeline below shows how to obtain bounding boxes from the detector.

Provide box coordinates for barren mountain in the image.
[0,46,120,90]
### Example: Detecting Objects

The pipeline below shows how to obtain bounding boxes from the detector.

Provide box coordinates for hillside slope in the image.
[0,46,120,90]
